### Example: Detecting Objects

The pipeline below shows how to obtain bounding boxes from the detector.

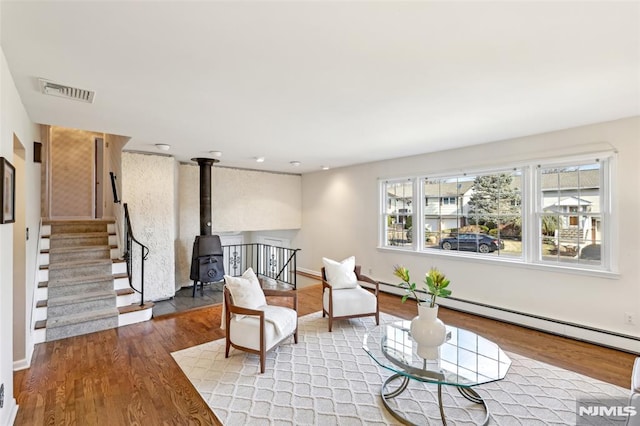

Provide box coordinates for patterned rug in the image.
[171,312,629,425]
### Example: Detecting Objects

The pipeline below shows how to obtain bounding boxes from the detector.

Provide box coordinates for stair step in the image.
[47,259,113,282]
[36,300,47,308]
[116,288,135,296]
[46,245,112,263]
[35,320,46,330]
[41,245,117,254]
[43,219,115,225]
[48,232,112,249]
[39,272,127,289]
[47,274,114,298]
[48,290,115,307]
[49,231,111,239]
[45,220,114,235]
[46,258,112,268]
[46,308,119,341]
[47,307,118,328]
[119,302,154,315]
[48,291,116,318]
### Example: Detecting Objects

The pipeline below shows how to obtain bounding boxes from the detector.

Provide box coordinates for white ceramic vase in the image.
[410,304,447,359]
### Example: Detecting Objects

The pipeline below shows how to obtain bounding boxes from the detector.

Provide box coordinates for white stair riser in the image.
[33,328,46,344]
[114,277,129,290]
[41,238,50,250]
[35,307,47,321]
[112,263,126,274]
[118,308,153,327]
[41,225,51,236]
[37,286,47,300]
[40,253,49,265]
[116,294,135,307]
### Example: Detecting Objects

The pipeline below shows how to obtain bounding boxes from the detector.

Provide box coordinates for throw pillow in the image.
[322,256,358,289]
[224,267,267,310]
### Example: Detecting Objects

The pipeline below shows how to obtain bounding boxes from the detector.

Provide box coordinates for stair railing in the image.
[221,243,300,288]
[123,203,149,305]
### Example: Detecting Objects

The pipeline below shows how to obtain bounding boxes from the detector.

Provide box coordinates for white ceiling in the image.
[1,1,639,174]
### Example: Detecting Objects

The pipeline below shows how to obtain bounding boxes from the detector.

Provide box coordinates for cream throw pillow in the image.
[322,256,358,289]
[224,267,267,310]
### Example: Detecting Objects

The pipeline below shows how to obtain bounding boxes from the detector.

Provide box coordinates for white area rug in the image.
[172,312,628,425]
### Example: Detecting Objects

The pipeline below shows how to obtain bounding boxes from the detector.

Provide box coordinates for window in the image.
[536,161,606,269]
[422,170,522,258]
[379,155,613,273]
[381,179,413,247]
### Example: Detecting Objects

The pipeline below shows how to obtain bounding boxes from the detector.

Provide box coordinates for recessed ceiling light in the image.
[155,144,171,151]
[290,161,301,167]
[209,151,222,158]
[255,157,265,163]
[321,166,330,170]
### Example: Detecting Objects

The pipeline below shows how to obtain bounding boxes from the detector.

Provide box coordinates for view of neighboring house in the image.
[385,166,602,260]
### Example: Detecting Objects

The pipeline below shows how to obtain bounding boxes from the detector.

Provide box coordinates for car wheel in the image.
[478,244,490,253]
[442,241,452,250]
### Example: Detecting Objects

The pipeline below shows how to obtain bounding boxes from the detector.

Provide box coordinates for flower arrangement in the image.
[393,265,452,308]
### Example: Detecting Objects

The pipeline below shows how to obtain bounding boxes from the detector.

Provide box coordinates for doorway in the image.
[12,135,27,364]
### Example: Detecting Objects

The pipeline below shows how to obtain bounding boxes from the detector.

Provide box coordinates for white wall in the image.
[0,47,41,425]
[122,152,176,301]
[295,117,640,342]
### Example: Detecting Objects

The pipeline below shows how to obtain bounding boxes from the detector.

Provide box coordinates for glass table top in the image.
[363,319,511,387]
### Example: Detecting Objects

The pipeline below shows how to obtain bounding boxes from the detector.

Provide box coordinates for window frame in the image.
[378,153,617,276]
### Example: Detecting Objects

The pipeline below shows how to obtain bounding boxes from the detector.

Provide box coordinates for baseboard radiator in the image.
[299,268,639,354]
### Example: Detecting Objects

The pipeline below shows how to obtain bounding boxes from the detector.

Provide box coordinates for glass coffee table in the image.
[363,319,511,425]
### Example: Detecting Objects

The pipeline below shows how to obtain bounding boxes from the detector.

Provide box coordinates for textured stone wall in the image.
[175,163,302,289]
[212,166,302,232]
[122,152,176,300]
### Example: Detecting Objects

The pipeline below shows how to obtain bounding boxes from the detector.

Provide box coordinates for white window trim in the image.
[377,152,618,276]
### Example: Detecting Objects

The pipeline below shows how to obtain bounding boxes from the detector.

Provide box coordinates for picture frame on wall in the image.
[0,157,16,224]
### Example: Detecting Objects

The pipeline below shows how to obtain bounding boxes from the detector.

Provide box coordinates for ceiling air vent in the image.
[39,79,95,103]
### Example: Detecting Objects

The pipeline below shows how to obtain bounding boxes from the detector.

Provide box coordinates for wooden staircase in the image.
[34,219,153,343]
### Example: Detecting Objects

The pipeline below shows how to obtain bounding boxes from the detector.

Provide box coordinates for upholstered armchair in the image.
[223,268,298,373]
[321,256,379,332]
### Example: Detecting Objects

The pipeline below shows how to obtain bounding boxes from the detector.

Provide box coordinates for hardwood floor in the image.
[14,284,635,425]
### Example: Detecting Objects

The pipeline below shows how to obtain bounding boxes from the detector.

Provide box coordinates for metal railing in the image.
[221,243,300,289]
[123,203,149,305]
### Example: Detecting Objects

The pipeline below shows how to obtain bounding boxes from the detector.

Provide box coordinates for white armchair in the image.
[223,268,298,373]
[321,256,379,332]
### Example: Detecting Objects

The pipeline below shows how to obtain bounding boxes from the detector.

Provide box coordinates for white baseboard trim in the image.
[13,357,30,371]
[370,281,640,354]
[296,267,319,277]
[300,268,640,353]
[2,400,18,426]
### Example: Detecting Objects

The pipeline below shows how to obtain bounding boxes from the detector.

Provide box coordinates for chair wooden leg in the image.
[260,352,266,374]
[294,329,298,344]
[328,316,332,332]
[375,312,380,325]
[225,338,230,358]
